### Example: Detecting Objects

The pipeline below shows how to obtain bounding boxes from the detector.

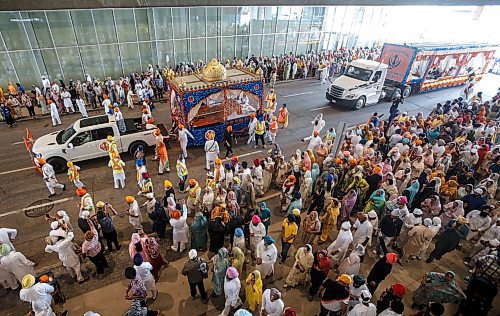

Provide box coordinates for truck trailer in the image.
[326,42,496,110]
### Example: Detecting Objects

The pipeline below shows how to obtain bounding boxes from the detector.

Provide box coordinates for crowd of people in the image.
[0,46,379,128]
[1,49,500,316]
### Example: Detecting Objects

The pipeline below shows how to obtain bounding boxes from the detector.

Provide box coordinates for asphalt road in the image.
[0,73,498,270]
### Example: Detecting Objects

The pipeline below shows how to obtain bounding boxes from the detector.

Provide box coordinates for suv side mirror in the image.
[68,143,74,149]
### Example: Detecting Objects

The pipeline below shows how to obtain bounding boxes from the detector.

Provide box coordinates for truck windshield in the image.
[344,66,373,82]
[56,125,76,144]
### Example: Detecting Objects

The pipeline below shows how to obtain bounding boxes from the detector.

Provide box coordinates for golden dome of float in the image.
[202,59,226,82]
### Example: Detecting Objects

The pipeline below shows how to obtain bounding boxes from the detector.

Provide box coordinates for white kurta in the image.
[19,282,54,305]
[0,228,17,251]
[61,91,73,109]
[49,102,61,124]
[128,200,143,229]
[352,220,373,246]
[223,277,241,306]
[250,223,266,250]
[44,232,80,269]
[179,129,194,157]
[256,240,277,277]
[347,303,377,316]
[1,251,35,282]
[261,289,284,316]
[204,140,219,168]
[305,135,322,152]
[327,230,353,264]
[135,262,156,292]
[170,206,189,243]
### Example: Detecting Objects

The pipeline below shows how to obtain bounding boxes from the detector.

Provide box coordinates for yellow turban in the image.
[22,274,36,289]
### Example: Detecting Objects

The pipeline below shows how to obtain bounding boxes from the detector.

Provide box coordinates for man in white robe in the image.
[327,221,353,266]
[256,237,277,279]
[178,124,195,158]
[48,100,61,126]
[219,267,242,316]
[351,213,374,247]
[204,130,219,170]
[38,158,65,198]
[45,231,86,283]
[0,244,35,282]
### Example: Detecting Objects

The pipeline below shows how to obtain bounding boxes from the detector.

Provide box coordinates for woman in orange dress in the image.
[277,104,289,128]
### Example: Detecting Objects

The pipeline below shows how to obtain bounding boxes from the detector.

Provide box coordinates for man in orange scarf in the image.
[157,140,170,174]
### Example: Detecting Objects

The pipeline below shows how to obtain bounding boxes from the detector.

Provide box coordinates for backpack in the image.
[198,257,208,278]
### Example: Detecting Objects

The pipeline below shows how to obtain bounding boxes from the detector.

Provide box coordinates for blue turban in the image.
[235,228,244,237]
[133,253,143,266]
[263,236,275,245]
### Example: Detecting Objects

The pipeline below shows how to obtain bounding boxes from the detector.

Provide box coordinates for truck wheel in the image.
[391,88,402,100]
[129,141,148,156]
[352,97,366,110]
[47,157,67,174]
[402,86,411,99]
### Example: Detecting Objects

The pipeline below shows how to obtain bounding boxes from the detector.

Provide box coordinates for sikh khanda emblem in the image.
[388,55,402,69]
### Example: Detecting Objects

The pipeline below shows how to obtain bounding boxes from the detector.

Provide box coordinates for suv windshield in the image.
[344,66,373,82]
[56,125,76,144]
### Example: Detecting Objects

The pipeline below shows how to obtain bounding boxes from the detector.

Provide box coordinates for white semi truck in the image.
[326,42,496,110]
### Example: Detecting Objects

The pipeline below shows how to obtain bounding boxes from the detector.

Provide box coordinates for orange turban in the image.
[373,167,382,174]
[188,179,197,186]
[172,210,181,220]
[125,196,135,203]
[76,188,87,196]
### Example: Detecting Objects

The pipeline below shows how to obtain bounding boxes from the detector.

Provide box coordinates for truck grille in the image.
[329,85,344,98]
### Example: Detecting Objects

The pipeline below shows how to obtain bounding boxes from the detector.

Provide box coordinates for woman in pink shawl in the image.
[381,158,393,180]
[129,232,151,263]
[166,196,176,218]
[302,151,311,171]
[421,194,442,219]
[227,190,240,215]
[439,200,464,229]
[339,189,357,227]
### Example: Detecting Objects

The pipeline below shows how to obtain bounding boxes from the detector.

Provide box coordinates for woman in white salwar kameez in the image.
[76,95,88,118]
[327,221,353,267]
[338,244,365,276]
[262,158,275,194]
[0,244,35,282]
[284,245,314,288]
[300,170,313,203]
[169,204,189,252]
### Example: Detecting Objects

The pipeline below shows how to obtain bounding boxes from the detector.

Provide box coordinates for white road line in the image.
[282,91,314,98]
[0,197,73,218]
[222,150,262,161]
[0,166,36,175]
[309,106,331,112]
[12,141,25,145]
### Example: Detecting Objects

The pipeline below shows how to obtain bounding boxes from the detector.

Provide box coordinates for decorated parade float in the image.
[167,59,264,146]
[379,42,497,94]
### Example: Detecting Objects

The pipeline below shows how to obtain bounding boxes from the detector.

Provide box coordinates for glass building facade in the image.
[1,6,498,86]
[0,7,388,86]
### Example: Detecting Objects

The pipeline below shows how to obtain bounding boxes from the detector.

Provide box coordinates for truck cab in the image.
[32,115,158,173]
[326,59,389,110]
